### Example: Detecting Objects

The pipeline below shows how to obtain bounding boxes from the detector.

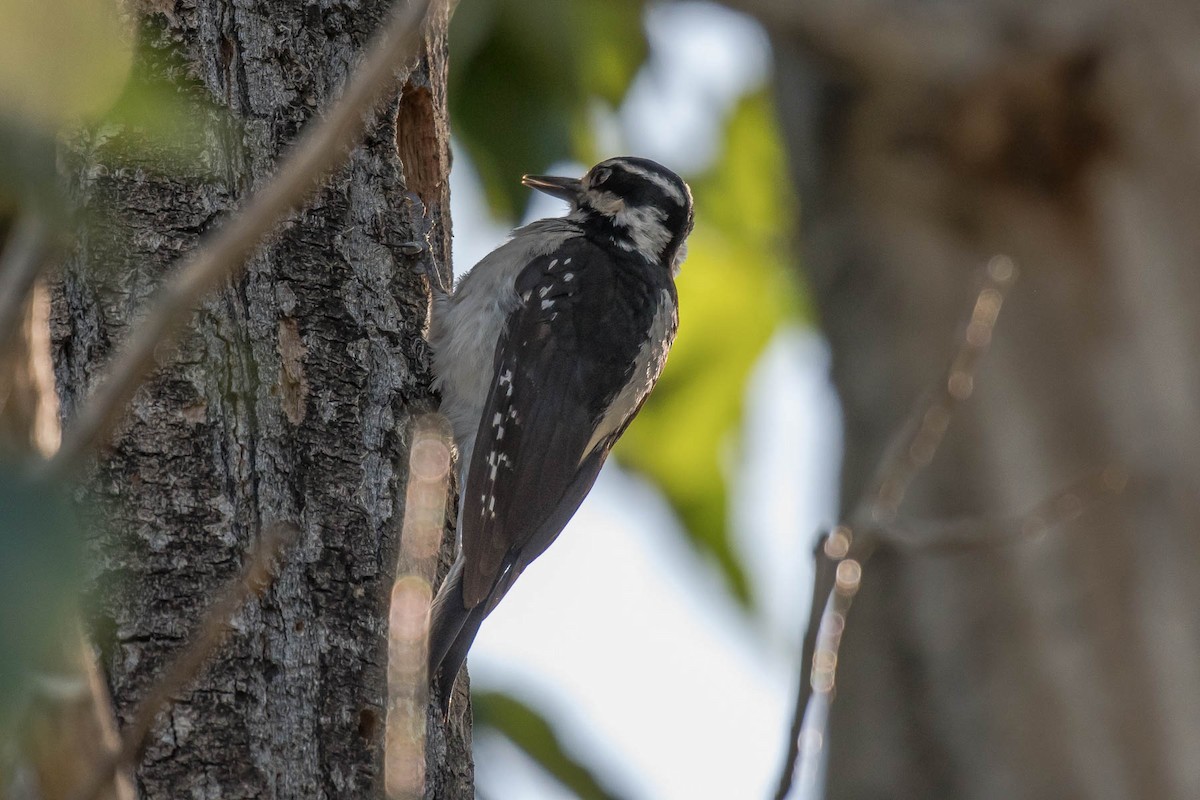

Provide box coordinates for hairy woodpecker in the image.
[425,156,693,707]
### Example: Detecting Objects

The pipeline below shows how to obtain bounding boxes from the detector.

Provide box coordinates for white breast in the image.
[430,219,578,474]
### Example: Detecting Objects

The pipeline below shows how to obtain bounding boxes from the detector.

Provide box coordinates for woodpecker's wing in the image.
[458,237,677,609]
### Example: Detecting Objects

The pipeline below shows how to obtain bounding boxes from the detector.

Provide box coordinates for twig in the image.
[855,255,1018,531]
[773,526,863,800]
[0,212,52,349]
[773,256,1017,800]
[773,531,838,800]
[69,523,298,800]
[882,464,1128,553]
[37,0,433,484]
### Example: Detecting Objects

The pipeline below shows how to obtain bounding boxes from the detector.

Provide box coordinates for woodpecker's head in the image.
[523,157,694,274]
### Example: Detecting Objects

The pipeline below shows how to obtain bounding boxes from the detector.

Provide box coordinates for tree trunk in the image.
[766,2,1200,798]
[50,1,471,797]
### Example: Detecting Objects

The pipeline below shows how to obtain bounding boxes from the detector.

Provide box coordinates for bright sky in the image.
[448,3,842,797]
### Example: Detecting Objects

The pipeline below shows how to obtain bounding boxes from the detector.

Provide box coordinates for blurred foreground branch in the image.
[18,627,134,800]
[386,415,451,799]
[0,213,52,349]
[0,219,130,800]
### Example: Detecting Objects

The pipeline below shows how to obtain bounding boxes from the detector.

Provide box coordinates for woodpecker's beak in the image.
[521,174,584,203]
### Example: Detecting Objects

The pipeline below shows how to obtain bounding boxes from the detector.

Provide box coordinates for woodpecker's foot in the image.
[415,254,449,298]
[401,193,448,295]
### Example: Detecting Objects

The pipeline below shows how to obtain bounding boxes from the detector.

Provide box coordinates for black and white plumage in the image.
[425,157,694,707]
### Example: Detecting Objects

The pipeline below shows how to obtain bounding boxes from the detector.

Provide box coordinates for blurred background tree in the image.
[753,1,1200,797]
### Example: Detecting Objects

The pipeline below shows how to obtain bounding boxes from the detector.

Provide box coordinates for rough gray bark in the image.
[763,1,1200,798]
[50,1,471,797]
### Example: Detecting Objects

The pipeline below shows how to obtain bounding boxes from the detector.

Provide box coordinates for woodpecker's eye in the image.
[591,167,612,186]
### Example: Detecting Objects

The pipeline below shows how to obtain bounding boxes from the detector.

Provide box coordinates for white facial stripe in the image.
[614,204,671,259]
[587,189,625,216]
[613,162,687,206]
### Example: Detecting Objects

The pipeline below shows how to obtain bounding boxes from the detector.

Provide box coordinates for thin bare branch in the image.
[774,525,867,800]
[0,212,52,348]
[773,530,838,800]
[38,0,433,484]
[882,464,1129,553]
[69,523,298,800]
[854,256,1018,530]
[778,462,1123,795]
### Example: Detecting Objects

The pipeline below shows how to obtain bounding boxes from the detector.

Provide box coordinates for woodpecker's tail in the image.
[427,558,488,715]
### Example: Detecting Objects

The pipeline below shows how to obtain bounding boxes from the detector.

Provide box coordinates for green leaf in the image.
[0,0,133,130]
[2,11,237,218]
[474,690,627,800]
[0,0,129,216]
[449,0,647,218]
[0,469,84,730]
[94,24,239,173]
[58,14,244,184]
[616,90,804,608]
[0,119,63,219]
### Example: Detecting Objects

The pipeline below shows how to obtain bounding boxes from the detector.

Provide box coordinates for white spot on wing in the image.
[541,299,554,310]
[428,217,577,477]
